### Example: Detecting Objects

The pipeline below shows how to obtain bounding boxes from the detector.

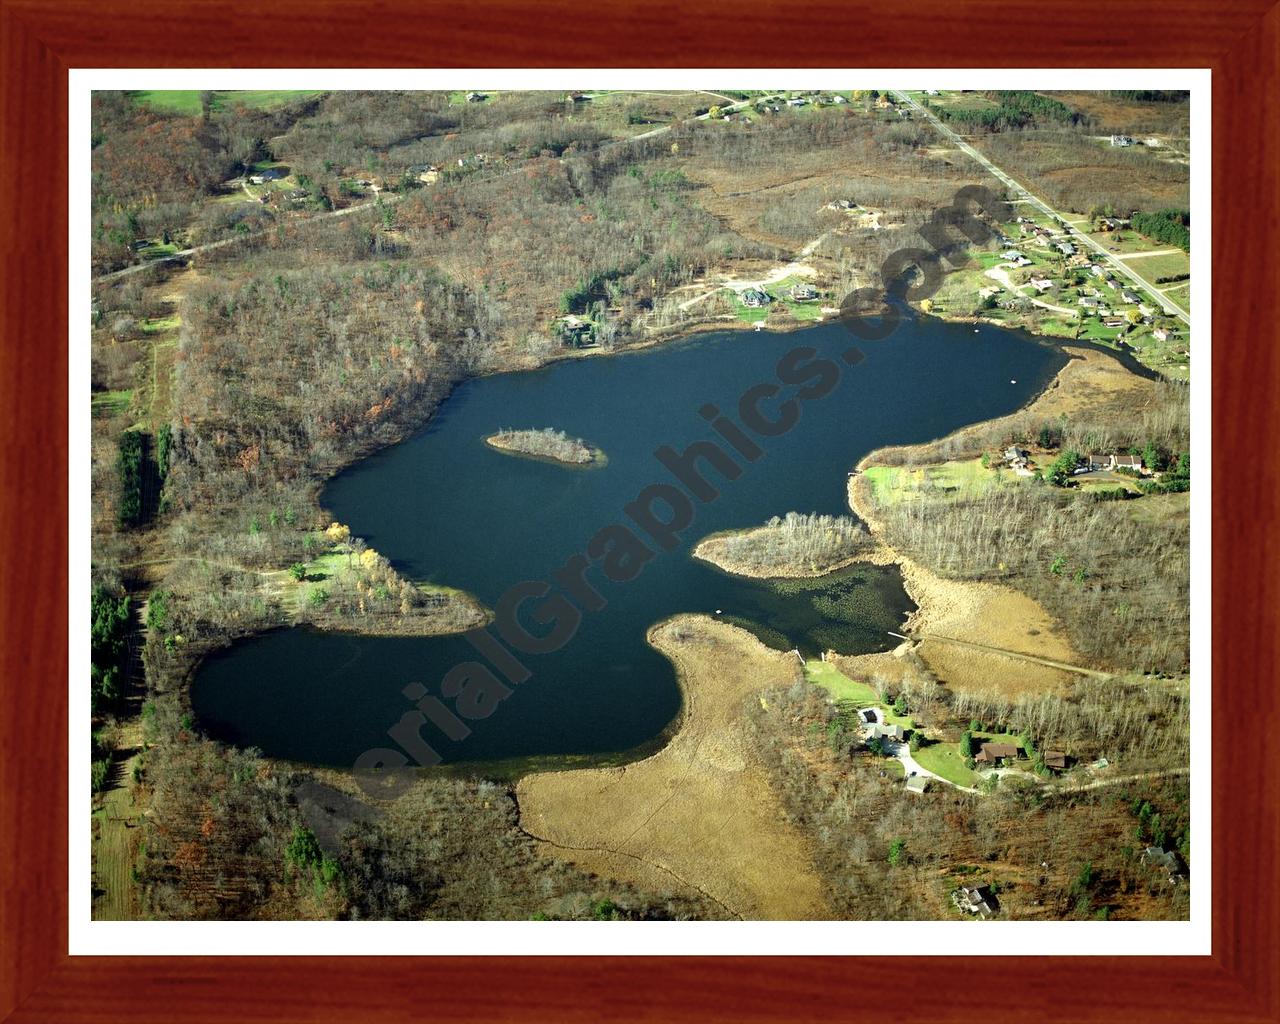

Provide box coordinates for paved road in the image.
[95,94,777,284]
[892,91,1190,326]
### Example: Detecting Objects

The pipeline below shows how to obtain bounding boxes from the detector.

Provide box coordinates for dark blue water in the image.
[191,316,1064,770]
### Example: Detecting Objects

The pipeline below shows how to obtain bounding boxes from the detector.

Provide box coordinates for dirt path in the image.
[92,722,145,921]
[896,629,1113,680]
[1114,248,1184,260]
[517,616,835,920]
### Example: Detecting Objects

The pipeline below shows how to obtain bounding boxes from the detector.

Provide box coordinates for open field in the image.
[518,616,834,920]
[131,90,324,115]
[863,458,1028,506]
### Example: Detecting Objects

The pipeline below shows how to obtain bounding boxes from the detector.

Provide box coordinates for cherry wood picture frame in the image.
[2,1,1276,1020]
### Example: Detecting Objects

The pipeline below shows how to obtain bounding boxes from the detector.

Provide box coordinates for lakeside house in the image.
[790,283,819,301]
[557,315,595,348]
[741,288,772,308]
[974,742,1022,765]
[954,885,1000,917]
[1004,445,1030,472]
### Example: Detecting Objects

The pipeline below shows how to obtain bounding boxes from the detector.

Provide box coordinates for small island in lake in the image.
[485,427,606,467]
[693,512,874,579]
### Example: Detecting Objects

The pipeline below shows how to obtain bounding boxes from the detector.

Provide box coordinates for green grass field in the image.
[863,459,1021,507]
[91,390,133,418]
[804,661,879,704]
[140,315,181,334]
[132,90,323,115]
[912,743,977,787]
[769,275,827,321]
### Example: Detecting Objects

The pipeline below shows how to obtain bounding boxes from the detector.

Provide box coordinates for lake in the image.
[191,315,1066,771]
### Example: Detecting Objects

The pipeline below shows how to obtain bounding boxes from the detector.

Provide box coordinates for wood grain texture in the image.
[0,0,1276,1020]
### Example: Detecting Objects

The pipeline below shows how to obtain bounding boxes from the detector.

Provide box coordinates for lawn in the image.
[863,459,1018,507]
[134,240,181,261]
[91,390,133,418]
[804,660,879,705]
[730,295,773,324]
[140,315,181,334]
[912,743,977,788]
[768,275,827,321]
[132,90,323,115]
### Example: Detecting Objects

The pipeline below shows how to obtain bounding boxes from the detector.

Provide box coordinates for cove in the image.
[191,315,1066,771]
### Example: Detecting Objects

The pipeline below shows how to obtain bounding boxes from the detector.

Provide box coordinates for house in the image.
[1090,264,1106,278]
[1004,445,1029,464]
[790,283,819,301]
[1142,847,1188,884]
[955,885,999,917]
[924,89,940,96]
[557,315,595,348]
[861,709,879,724]
[740,288,772,308]
[1080,296,1099,310]
[1121,289,1140,304]
[830,94,848,103]
[1000,249,1022,260]
[1029,277,1054,293]
[1011,256,1033,268]
[974,742,1022,765]
[406,164,440,184]
[1110,134,1135,147]
[1043,751,1071,771]
[1114,454,1143,471]
[1087,453,1113,472]
[905,775,930,794]
[827,198,856,211]
[465,92,487,102]
[1056,241,1076,255]
[787,97,808,108]
[869,723,905,744]
[1153,327,1171,341]
[1103,317,1126,328]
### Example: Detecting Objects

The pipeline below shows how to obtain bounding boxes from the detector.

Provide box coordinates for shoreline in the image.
[517,613,834,920]
[840,345,1157,697]
[690,526,872,580]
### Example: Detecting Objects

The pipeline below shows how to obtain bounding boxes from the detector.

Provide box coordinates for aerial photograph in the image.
[89,86,1192,923]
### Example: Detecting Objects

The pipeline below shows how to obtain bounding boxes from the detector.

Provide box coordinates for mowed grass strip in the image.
[804,660,880,704]
[131,90,323,115]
